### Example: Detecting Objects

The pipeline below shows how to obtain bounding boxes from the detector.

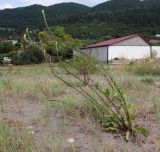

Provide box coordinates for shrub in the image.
[60,55,98,85]
[0,42,14,54]
[9,51,21,65]
[25,44,44,64]
[9,44,44,65]
[133,64,160,76]
[51,52,149,141]
[44,10,149,141]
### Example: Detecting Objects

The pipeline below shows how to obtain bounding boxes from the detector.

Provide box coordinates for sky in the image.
[0,0,107,10]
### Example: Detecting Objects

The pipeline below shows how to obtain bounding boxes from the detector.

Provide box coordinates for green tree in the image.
[9,44,44,65]
[0,42,14,54]
[25,44,44,64]
[38,26,84,59]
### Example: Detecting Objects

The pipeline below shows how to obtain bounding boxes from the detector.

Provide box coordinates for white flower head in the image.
[23,34,27,40]
[67,138,75,144]
[28,131,35,135]
[26,28,29,33]
[42,10,45,16]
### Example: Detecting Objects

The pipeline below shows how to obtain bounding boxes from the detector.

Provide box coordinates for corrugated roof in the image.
[82,34,148,49]
[149,39,160,44]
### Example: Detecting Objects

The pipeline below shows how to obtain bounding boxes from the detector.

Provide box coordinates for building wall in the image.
[108,46,150,60]
[92,47,108,63]
[81,46,150,62]
[80,36,151,62]
[151,46,160,57]
[80,46,108,63]
[112,36,149,46]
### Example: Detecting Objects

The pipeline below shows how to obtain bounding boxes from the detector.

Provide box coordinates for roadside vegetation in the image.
[0,63,159,151]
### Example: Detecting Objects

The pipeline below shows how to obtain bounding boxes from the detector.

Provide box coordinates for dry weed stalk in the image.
[40,10,149,141]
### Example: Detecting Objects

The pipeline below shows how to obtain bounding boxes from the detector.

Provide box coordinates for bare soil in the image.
[0,91,160,152]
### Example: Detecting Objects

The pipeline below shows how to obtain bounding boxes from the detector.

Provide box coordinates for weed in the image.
[52,95,80,116]
[59,55,98,85]
[141,77,154,85]
[129,64,160,76]
[0,119,37,152]
[51,52,149,141]
[40,10,149,141]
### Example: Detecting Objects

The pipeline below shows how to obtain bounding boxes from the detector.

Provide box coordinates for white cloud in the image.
[0,0,107,10]
[0,3,13,10]
[21,0,106,7]
[77,0,107,6]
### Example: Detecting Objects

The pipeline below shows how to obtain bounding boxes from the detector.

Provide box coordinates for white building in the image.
[80,34,153,63]
[0,39,18,45]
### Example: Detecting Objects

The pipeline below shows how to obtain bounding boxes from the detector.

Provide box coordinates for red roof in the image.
[82,34,148,49]
[149,39,160,44]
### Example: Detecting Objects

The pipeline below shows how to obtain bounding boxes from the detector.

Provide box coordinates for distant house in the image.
[80,34,153,63]
[156,34,160,38]
[149,39,160,44]
[0,39,18,45]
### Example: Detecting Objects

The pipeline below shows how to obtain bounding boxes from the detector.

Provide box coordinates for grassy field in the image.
[0,63,160,152]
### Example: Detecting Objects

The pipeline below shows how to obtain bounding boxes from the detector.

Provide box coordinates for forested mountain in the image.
[62,0,160,43]
[1,0,160,42]
[93,0,160,11]
[0,3,90,30]
[93,0,142,11]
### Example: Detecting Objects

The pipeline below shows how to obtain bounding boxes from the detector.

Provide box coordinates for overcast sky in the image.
[0,0,108,10]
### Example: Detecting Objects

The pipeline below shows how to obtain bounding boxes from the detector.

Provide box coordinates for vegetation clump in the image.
[60,55,98,85]
[0,119,36,152]
[52,54,149,141]
[40,10,149,141]
[9,44,44,65]
[129,64,160,76]
[141,77,154,85]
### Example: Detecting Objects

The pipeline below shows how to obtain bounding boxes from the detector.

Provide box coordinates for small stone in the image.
[67,138,75,144]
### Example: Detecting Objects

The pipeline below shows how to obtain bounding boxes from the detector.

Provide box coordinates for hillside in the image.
[0,3,90,30]
[93,0,143,11]
[93,0,160,11]
[1,0,160,42]
[63,0,160,42]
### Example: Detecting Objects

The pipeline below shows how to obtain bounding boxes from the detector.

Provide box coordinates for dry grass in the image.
[0,63,159,152]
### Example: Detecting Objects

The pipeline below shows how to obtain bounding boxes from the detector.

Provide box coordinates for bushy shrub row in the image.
[9,44,44,65]
[0,42,14,54]
[127,63,160,76]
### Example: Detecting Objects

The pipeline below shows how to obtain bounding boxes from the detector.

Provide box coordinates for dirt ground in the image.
[0,64,160,152]
[1,94,160,152]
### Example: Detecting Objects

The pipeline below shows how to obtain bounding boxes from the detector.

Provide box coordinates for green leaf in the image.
[113,92,121,100]
[104,88,110,97]
[125,131,130,141]
[123,93,128,100]
[129,104,135,115]
[102,127,117,132]
[95,82,99,89]
[128,103,136,120]
[135,127,149,137]
[101,121,114,128]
